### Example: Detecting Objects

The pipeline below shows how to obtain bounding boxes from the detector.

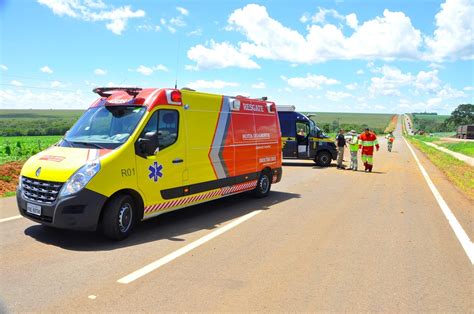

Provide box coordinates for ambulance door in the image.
[135,108,186,207]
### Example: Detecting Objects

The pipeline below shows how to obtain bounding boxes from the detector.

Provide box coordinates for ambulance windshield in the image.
[61,106,146,149]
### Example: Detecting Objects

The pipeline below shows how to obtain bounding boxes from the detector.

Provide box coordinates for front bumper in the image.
[17,188,108,231]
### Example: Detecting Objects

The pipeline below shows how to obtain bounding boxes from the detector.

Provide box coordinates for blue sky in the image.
[0,0,473,114]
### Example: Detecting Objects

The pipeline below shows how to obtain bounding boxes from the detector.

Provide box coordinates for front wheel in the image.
[101,194,137,240]
[253,171,271,198]
[315,151,332,167]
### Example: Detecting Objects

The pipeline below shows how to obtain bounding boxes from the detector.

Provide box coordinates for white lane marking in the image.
[403,137,474,264]
[0,215,22,223]
[118,210,263,284]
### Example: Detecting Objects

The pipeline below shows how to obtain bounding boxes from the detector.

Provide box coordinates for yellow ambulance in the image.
[17,87,282,239]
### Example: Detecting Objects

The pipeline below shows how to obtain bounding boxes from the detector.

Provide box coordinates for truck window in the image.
[142,109,179,149]
[296,122,310,136]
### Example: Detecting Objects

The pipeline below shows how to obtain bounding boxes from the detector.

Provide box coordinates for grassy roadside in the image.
[407,137,474,201]
[439,142,474,157]
[410,134,474,157]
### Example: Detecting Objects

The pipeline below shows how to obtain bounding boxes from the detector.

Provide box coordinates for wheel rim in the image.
[118,203,132,233]
[260,175,270,194]
[320,154,329,164]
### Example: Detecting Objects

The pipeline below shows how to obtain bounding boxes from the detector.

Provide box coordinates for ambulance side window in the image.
[141,110,179,150]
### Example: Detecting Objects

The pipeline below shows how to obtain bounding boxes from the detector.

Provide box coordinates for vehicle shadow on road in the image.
[23,191,299,251]
[283,162,339,170]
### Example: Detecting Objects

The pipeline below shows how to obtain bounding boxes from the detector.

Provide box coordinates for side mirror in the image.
[137,131,159,156]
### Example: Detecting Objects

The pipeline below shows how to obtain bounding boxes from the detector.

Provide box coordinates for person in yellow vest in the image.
[385,131,395,152]
[346,130,359,171]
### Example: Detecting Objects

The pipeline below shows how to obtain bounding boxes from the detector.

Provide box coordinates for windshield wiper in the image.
[70,141,107,149]
[61,138,75,147]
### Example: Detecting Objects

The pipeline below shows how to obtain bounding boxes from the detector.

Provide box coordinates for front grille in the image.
[22,176,63,205]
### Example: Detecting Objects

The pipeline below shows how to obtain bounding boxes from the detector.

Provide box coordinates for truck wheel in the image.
[315,151,332,167]
[253,171,271,198]
[101,194,136,240]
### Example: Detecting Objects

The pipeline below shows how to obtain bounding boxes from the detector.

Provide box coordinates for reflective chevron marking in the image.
[144,180,258,215]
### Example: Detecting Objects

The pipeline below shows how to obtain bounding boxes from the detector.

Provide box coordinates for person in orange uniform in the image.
[358,128,379,172]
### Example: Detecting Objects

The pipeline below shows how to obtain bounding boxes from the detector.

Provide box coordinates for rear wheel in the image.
[253,171,271,198]
[101,194,137,240]
[315,151,332,167]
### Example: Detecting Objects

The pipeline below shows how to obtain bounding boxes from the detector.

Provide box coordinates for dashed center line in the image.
[117,210,263,284]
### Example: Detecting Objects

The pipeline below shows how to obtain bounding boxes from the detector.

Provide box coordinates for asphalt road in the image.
[1,119,473,312]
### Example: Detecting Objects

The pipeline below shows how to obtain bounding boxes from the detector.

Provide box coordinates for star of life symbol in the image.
[148,162,163,182]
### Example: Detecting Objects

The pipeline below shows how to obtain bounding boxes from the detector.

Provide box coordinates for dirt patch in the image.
[0,161,24,196]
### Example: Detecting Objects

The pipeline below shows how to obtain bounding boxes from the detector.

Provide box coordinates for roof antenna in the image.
[175,35,181,89]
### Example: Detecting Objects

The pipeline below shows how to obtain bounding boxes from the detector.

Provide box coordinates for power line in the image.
[0,83,80,93]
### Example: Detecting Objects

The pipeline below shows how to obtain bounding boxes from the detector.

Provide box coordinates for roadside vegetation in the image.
[0,109,82,136]
[439,142,474,158]
[0,136,61,197]
[0,136,61,164]
[308,112,395,135]
[407,137,474,201]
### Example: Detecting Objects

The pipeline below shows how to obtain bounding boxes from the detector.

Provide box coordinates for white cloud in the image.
[204,4,423,66]
[187,5,423,68]
[134,64,169,75]
[437,85,465,99]
[187,40,260,70]
[326,91,352,101]
[186,80,239,90]
[10,80,23,86]
[0,64,8,71]
[37,0,145,35]
[345,13,358,29]
[369,65,414,97]
[170,16,186,27]
[463,86,474,91]
[283,74,339,89]
[415,70,441,92]
[251,82,266,89]
[356,69,364,75]
[50,80,63,88]
[137,24,161,32]
[94,68,107,75]
[0,88,92,109]
[425,0,474,61]
[345,83,358,90]
[160,7,188,33]
[309,7,344,24]
[187,28,202,36]
[40,66,53,74]
[299,13,309,24]
[176,7,189,16]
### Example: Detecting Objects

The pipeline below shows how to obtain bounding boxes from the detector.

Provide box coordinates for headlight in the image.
[59,160,100,197]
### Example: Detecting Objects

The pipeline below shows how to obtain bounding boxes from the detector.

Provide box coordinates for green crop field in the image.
[0,136,62,164]
[411,113,453,133]
[308,112,395,128]
[304,112,396,134]
[412,113,450,123]
[0,109,83,136]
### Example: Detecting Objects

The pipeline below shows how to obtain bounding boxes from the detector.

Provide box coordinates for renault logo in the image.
[35,167,41,177]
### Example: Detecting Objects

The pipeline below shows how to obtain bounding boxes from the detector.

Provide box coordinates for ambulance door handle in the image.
[172,158,184,164]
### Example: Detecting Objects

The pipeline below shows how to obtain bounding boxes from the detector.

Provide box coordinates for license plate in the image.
[26,203,42,216]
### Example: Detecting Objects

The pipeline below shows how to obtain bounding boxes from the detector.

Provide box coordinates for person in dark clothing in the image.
[335,129,346,169]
